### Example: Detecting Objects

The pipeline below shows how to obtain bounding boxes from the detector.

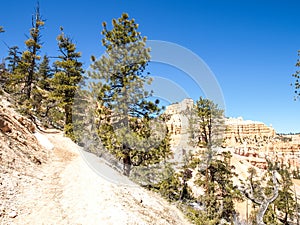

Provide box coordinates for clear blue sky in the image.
[1,0,300,133]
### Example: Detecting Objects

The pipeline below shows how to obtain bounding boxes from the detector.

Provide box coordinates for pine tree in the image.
[89,13,171,176]
[247,162,298,224]
[5,46,21,73]
[187,97,225,179]
[186,98,241,224]
[16,3,44,100]
[51,27,84,138]
[193,151,242,224]
[189,97,225,149]
[28,55,53,118]
[0,26,4,80]
[37,55,52,91]
[264,164,297,224]
[292,50,300,100]
[187,97,224,197]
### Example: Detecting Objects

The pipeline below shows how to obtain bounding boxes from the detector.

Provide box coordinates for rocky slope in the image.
[0,94,48,222]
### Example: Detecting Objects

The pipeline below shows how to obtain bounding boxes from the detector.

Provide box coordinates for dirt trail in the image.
[8,132,190,225]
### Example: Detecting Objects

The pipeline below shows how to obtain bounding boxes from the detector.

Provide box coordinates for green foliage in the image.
[292,50,300,100]
[195,152,243,224]
[188,97,225,149]
[89,13,171,176]
[51,28,84,139]
[152,166,183,200]
[292,167,300,179]
[139,162,194,204]
[265,164,297,224]
[187,97,225,178]
[244,162,298,224]
[37,55,52,91]
[5,46,21,74]
[3,3,45,121]
[0,26,4,33]
[19,4,44,100]
[185,206,222,225]
[185,98,241,224]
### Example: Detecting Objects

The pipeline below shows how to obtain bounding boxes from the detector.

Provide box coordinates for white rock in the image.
[34,132,54,150]
[8,211,17,218]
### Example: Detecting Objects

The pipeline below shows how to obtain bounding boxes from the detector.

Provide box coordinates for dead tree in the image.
[243,170,279,225]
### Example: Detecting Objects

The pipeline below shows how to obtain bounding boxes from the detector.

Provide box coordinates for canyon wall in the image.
[164,99,300,171]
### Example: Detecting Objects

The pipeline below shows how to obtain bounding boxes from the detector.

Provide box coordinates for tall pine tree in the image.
[5,46,21,74]
[187,97,225,194]
[51,27,84,138]
[37,55,52,91]
[292,50,300,100]
[17,3,44,100]
[185,98,242,224]
[89,13,171,176]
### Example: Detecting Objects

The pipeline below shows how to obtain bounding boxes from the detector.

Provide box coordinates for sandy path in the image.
[11,132,190,225]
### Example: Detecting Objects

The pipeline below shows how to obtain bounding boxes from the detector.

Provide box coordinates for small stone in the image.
[8,211,17,218]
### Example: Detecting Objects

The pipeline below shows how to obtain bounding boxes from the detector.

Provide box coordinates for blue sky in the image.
[0,0,300,133]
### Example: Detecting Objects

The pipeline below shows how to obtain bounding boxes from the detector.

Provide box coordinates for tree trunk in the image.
[25,75,32,100]
[123,154,132,176]
[256,200,274,225]
[64,104,73,134]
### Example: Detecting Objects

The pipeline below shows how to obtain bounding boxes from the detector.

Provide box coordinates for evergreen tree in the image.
[187,97,224,197]
[187,97,225,180]
[194,151,242,224]
[292,167,300,179]
[5,46,21,73]
[15,3,44,100]
[51,27,84,138]
[155,166,190,201]
[189,97,225,150]
[186,98,241,224]
[265,164,297,224]
[0,26,4,79]
[37,55,52,91]
[29,55,53,118]
[89,13,171,176]
[292,50,300,100]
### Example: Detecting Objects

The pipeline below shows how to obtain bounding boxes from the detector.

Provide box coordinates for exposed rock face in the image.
[164,99,193,163]
[165,98,193,135]
[164,99,300,172]
[0,95,46,170]
[224,117,300,171]
[224,117,276,146]
[0,93,47,222]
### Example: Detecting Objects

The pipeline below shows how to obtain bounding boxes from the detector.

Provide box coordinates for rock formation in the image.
[164,99,300,172]
[224,117,276,146]
[224,118,300,171]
